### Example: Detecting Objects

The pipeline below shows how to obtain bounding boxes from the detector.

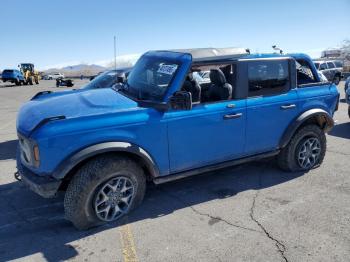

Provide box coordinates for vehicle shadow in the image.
[0,84,17,88]
[0,139,17,160]
[0,160,305,261]
[328,122,350,139]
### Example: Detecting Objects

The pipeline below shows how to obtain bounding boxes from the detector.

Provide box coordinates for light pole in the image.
[114,36,117,71]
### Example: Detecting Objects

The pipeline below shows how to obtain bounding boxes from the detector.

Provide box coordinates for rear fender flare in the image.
[279,108,334,148]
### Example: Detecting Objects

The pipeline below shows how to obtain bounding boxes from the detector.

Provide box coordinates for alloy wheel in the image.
[297,137,321,169]
[94,176,135,222]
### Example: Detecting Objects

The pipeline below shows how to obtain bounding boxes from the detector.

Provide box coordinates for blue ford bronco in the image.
[16,47,339,229]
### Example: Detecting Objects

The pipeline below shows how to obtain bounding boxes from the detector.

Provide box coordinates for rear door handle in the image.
[223,113,242,120]
[281,104,296,110]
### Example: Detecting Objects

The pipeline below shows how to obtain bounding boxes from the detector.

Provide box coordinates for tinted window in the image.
[248,60,290,97]
[319,63,327,70]
[314,62,320,69]
[327,62,335,69]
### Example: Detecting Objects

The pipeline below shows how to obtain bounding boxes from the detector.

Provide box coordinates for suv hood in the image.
[17,88,139,136]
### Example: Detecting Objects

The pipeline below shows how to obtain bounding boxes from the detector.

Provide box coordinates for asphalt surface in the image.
[0,80,349,262]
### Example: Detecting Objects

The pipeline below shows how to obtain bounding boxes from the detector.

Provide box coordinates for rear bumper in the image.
[17,161,62,198]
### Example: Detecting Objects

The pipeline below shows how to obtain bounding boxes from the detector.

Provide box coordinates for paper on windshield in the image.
[157,64,178,75]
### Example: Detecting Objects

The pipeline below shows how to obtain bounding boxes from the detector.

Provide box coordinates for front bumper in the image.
[17,161,61,198]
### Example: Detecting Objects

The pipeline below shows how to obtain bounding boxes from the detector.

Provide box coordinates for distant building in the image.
[321,49,342,59]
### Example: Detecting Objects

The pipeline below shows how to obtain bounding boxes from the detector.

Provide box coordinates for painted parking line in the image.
[119,218,139,262]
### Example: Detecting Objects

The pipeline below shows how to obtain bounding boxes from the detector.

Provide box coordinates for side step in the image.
[153,150,279,184]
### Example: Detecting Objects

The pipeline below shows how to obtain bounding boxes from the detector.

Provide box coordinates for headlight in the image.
[18,136,40,167]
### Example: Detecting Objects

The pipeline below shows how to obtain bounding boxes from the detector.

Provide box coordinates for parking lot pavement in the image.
[0,80,349,262]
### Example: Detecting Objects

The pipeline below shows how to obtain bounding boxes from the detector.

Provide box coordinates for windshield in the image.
[82,70,121,90]
[125,56,180,101]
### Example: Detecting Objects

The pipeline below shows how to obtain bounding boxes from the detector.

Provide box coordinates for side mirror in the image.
[169,91,192,110]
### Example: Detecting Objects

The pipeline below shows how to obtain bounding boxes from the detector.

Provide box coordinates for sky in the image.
[1,0,349,70]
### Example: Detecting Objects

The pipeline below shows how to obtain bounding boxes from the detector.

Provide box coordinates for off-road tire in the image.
[64,155,146,230]
[277,125,326,172]
[15,78,20,86]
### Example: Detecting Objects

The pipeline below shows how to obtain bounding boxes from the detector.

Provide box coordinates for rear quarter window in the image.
[334,61,343,68]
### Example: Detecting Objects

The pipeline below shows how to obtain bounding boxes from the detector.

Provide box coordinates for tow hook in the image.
[14,170,21,181]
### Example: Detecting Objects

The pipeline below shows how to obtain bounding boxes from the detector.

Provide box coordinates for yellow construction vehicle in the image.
[19,63,39,85]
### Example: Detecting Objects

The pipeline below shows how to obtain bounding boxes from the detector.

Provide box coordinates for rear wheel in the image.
[64,155,146,230]
[277,125,326,172]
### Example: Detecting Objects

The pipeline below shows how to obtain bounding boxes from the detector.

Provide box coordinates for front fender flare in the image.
[279,108,334,148]
[52,142,160,180]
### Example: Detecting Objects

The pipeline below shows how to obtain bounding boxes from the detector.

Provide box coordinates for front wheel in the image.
[64,155,146,230]
[277,125,326,172]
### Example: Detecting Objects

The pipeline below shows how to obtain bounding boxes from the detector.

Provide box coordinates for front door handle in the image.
[281,104,296,110]
[223,113,242,120]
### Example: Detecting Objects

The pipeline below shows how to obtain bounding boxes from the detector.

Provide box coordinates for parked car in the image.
[346,86,350,118]
[56,78,74,87]
[344,76,350,93]
[317,70,328,82]
[16,47,339,229]
[313,60,343,85]
[44,72,65,80]
[89,72,103,81]
[1,69,25,85]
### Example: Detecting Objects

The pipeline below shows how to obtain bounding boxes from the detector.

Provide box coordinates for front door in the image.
[165,99,246,173]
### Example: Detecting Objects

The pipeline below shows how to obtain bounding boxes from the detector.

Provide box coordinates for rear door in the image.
[244,58,300,154]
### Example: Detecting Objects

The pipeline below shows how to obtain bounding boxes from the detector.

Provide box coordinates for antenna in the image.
[114,36,117,71]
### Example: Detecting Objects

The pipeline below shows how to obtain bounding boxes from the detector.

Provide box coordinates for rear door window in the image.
[319,63,327,70]
[247,60,290,97]
[327,62,335,69]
